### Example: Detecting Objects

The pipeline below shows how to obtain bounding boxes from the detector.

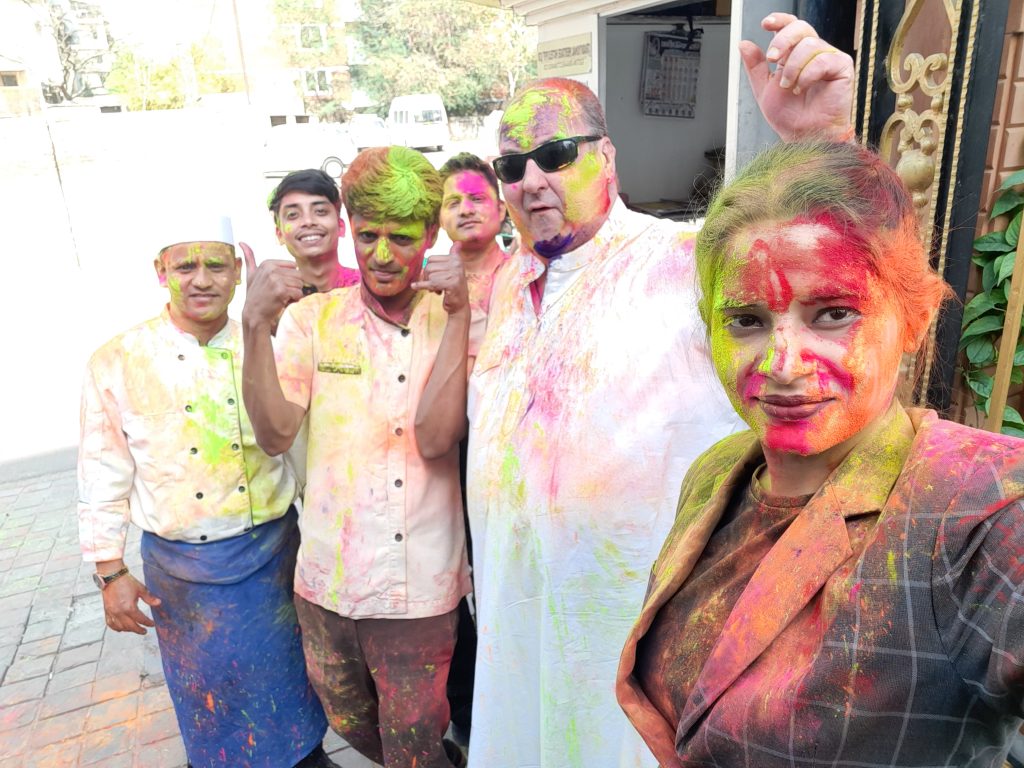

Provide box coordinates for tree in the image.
[34,0,115,103]
[351,0,536,116]
[105,42,242,112]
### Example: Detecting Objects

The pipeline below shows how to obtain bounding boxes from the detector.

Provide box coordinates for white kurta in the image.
[466,201,743,768]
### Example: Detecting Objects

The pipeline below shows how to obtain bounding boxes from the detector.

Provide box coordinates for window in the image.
[1,73,18,87]
[299,24,325,49]
[303,69,330,94]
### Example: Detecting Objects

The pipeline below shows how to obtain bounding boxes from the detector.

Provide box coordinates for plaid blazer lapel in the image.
[676,486,853,742]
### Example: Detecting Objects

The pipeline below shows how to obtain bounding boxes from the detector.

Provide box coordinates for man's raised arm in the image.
[413,246,470,460]
[240,242,307,456]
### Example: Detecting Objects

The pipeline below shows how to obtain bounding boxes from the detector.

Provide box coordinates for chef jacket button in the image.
[398,374,406,383]
[231,443,239,450]
[394,479,403,488]
[200,535,208,541]
[401,329,410,337]
[238,486,246,493]
[395,533,403,542]
[227,397,235,405]
[395,427,403,436]
[189,447,198,455]
[185,404,193,412]
[177,354,185,361]
[221,352,228,359]
[195,492,204,499]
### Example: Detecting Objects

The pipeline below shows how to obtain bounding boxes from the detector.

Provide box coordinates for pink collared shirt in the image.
[78,310,298,562]
[274,287,470,619]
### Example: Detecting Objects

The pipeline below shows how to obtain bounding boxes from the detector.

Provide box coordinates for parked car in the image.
[348,113,389,151]
[262,122,358,180]
[386,94,449,152]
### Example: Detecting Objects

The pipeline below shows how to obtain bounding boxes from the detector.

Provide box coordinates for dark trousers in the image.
[295,596,459,768]
[447,439,478,740]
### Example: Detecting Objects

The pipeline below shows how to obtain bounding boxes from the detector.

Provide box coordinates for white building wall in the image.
[604,19,730,203]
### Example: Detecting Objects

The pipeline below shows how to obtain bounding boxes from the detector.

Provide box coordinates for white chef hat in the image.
[156,215,234,255]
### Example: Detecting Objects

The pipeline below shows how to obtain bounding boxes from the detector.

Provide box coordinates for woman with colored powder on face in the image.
[616,141,1024,767]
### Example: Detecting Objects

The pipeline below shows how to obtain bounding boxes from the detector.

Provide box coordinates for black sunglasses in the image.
[492,135,604,184]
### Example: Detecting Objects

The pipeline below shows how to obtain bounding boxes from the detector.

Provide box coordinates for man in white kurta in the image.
[449,16,857,767]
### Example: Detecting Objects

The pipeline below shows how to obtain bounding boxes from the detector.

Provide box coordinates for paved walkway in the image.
[0,467,374,768]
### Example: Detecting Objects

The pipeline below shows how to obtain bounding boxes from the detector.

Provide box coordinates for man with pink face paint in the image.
[415,12,857,768]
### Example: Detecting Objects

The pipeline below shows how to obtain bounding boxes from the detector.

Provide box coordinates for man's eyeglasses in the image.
[492,135,604,184]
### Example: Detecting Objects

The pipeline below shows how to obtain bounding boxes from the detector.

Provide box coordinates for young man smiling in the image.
[438,153,509,370]
[269,169,360,293]
[241,147,471,768]
[78,218,332,768]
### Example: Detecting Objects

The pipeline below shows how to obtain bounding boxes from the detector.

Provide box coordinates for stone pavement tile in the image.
[78,721,135,765]
[60,617,105,649]
[0,604,30,631]
[0,698,41,731]
[44,555,83,576]
[140,684,173,715]
[0,554,15,574]
[98,630,144,677]
[38,566,79,588]
[0,572,41,598]
[86,691,139,731]
[0,644,17,679]
[4,652,54,683]
[93,670,143,703]
[137,707,179,745]
[133,734,187,768]
[28,599,72,625]
[48,660,97,693]
[39,681,93,718]
[21,739,82,768]
[15,635,61,661]
[0,723,31,762]
[22,615,67,643]
[0,673,47,706]
[13,548,54,569]
[30,706,88,748]
[54,640,102,673]
[5,560,45,581]
[0,590,35,611]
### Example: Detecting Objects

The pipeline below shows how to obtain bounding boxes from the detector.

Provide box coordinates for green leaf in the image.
[1012,368,1024,385]
[1008,210,1023,248]
[967,372,994,398]
[961,314,1004,343]
[965,337,996,364]
[991,189,1024,219]
[974,231,1011,252]
[1015,343,1024,366]
[1000,168,1024,191]
[998,251,1017,285]
[983,260,998,292]
[961,292,999,327]
[1003,405,1024,428]
[1001,424,1024,438]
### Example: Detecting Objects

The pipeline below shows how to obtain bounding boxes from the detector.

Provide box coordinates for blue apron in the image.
[141,509,327,768]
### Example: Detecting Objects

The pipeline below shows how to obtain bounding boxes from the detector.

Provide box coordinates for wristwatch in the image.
[93,566,130,590]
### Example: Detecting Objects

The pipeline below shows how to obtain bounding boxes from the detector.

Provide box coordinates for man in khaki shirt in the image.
[241,147,471,768]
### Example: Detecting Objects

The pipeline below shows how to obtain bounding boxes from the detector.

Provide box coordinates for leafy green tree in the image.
[351,0,536,116]
[105,42,241,111]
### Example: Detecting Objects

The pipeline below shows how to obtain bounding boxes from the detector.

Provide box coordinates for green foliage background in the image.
[960,169,1024,437]
[351,0,536,116]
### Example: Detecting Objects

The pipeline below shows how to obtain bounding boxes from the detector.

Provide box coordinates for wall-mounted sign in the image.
[537,33,593,77]
[641,30,702,118]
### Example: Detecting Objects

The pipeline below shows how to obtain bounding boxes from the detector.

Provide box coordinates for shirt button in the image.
[238,486,246,493]
[398,374,406,383]
[231,443,239,450]
[200,535,208,541]
[195,492,204,499]
[395,533,403,542]
[221,352,228,359]
[189,447,198,455]
[394,478,403,488]
[177,354,185,361]
[185,404,193,412]
[395,427,403,436]
[227,398,235,405]
[401,329,410,337]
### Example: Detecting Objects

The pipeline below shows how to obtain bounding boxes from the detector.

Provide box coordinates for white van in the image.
[387,94,450,152]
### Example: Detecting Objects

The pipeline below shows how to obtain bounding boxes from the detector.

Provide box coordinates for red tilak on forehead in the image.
[740,238,794,312]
